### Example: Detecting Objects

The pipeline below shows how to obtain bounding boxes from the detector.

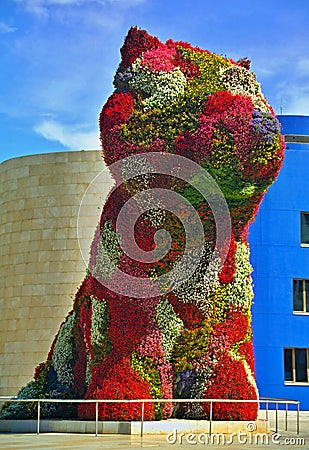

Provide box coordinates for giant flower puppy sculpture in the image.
[1,27,285,422]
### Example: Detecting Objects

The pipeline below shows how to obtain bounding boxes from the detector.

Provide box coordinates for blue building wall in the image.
[249,115,309,409]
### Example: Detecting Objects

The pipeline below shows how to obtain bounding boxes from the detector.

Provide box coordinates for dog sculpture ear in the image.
[119,26,163,67]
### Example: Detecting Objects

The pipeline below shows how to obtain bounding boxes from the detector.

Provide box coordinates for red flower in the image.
[213,309,249,345]
[78,355,154,420]
[219,232,237,284]
[168,292,205,329]
[203,353,258,420]
[100,91,134,131]
[120,26,162,67]
[239,340,255,373]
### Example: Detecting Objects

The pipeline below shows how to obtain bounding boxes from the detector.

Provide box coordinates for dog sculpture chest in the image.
[9,27,285,422]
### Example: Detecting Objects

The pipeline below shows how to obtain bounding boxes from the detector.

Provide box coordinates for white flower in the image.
[129,58,187,110]
[220,65,271,113]
[173,244,221,314]
[93,220,122,281]
[224,242,254,308]
[156,299,183,360]
[91,297,108,348]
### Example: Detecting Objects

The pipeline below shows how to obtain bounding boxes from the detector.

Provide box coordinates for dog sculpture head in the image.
[99,26,284,242]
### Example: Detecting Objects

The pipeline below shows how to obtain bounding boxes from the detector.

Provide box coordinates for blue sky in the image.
[0,0,308,163]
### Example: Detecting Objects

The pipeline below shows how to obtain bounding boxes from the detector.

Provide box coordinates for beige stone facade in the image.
[0,150,113,395]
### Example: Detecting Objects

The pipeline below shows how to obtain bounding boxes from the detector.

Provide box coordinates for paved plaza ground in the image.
[0,411,308,450]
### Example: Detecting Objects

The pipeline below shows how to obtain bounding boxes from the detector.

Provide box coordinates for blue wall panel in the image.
[249,115,309,410]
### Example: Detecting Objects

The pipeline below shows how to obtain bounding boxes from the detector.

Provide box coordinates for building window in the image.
[301,212,309,245]
[293,279,309,313]
[284,348,309,383]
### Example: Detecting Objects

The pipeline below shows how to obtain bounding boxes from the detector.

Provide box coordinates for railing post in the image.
[209,400,212,437]
[141,401,145,437]
[285,402,288,431]
[275,402,278,433]
[297,402,300,435]
[266,400,268,422]
[95,401,98,437]
[37,400,40,435]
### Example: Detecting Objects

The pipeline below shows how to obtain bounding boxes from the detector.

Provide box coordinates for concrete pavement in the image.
[0,411,308,449]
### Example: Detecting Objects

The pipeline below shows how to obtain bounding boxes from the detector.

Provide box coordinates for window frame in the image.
[300,211,309,247]
[293,278,309,315]
[284,348,309,385]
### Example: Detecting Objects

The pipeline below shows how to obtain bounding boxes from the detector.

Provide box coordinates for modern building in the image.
[250,115,309,410]
[0,150,112,395]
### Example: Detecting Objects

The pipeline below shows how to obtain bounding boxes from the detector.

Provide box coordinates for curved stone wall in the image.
[0,150,112,395]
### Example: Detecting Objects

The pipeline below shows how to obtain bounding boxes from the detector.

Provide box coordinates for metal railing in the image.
[259,397,300,434]
[0,397,300,437]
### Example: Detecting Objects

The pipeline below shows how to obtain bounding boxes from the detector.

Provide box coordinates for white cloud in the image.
[108,0,145,4]
[252,55,287,81]
[0,21,18,34]
[34,120,101,149]
[278,82,309,116]
[296,58,309,76]
[14,0,145,17]
[15,0,46,17]
[255,66,276,78]
[285,95,309,116]
[14,0,87,17]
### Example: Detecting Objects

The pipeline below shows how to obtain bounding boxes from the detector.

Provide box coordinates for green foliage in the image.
[180,47,230,99]
[203,161,257,200]
[0,381,39,419]
[52,312,76,388]
[35,361,52,396]
[131,353,163,419]
[172,321,213,373]
[210,285,228,321]
[91,297,111,364]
